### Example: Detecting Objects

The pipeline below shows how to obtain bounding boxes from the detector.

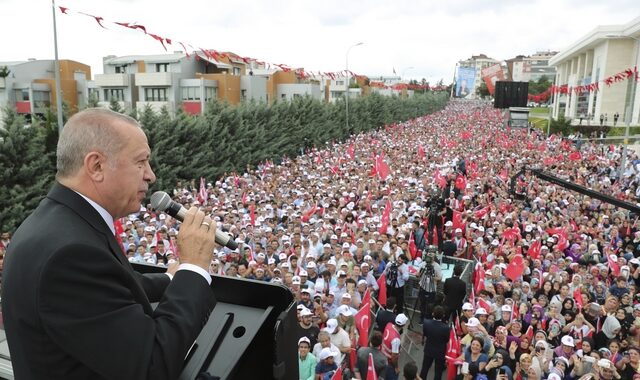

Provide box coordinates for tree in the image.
[109,97,123,113]
[0,66,10,78]
[528,76,552,95]
[0,107,56,232]
[477,82,490,98]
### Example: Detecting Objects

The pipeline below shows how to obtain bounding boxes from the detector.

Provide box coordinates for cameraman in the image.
[425,188,446,251]
[418,247,442,319]
[385,254,410,314]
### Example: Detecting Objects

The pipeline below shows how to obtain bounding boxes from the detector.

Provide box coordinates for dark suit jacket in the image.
[375,309,396,332]
[443,276,467,312]
[2,183,216,380]
[422,319,450,358]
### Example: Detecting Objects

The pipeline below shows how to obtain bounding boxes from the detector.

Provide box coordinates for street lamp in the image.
[606,34,640,178]
[345,42,363,135]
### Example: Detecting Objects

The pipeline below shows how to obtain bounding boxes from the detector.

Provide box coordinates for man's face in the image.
[101,122,156,218]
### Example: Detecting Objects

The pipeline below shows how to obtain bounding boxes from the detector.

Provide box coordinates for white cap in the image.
[324,318,338,333]
[292,276,301,285]
[298,336,311,346]
[462,302,474,311]
[561,335,574,347]
[547,374,562,380]
[299,269,308,276]
[597,358,613,369]
[300,308,313,317]
[338,305,352,316]
[455,228,462,233]
[337,270,347,277]
[342,242,350,249]
[341,292,351,299]
[466,317,480,327]
[306,262,317,269]
[501,305,512,313]
[395,313,409,326]
[475,308,488,315]
[444,221,453,227]
[319,347,339,360]
[327,259,337,266]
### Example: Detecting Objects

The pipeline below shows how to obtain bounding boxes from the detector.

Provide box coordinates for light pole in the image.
[52,0,64,132]
[606,34,640,178]
[345,42,363,135]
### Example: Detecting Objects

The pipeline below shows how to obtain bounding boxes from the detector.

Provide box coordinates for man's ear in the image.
[84,151,106,182]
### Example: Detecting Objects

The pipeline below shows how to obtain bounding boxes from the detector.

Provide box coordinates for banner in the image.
[481,64,505,95]
[456,67,476,98]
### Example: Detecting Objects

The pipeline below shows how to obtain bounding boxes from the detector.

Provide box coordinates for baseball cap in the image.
[319,347,339,361]
[292,276,301,285]
[337,305,352,316]
[337,270,347,277]
[466,317,480,327]
[300,308,313,317]
[298,336,311,346]
[395,313,409,326]
[324,318,338,333]
[561,335,574,347]
[501,305,512,313]
[306,262,317,269]
[342,242,350,249]
[462,302,474,311]
[475,308,488,315]
[341,293,351,299]
[327,259,337,266]
[455,228,462,233]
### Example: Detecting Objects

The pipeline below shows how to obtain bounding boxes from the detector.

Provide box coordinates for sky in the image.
[1,0,638,84]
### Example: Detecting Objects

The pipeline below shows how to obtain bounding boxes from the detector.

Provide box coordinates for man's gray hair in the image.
[56,108,140,178]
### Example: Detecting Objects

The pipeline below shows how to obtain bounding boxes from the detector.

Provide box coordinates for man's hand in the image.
[176,207,216,271]
[166,261,179,277]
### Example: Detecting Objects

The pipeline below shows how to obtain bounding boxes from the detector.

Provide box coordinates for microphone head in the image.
[150,191,172,212]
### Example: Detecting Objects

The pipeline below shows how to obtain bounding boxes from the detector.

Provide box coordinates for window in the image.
[33,91,50,107]
[181,87,200,101]
[336,81,344,86]
[233,67,241,76]
[104,88,124,101]
[241,89,247,101]
[156,63,170,72]
[145,87,168,101]
[89,88,100,100]
[204,87,216,100]
[15,89,29,101]
[115,65,127,74]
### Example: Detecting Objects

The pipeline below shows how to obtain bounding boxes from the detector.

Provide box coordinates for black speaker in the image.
[494,81,529,108]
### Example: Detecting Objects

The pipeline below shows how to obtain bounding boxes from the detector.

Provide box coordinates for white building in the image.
[549,16,640,125]
[458,54,501,97]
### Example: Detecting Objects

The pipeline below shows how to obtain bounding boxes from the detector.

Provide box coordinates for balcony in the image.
[94,73,130,87]
[135,72,173,87]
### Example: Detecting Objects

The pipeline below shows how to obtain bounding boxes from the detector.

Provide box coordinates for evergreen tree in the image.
[0,108,56,232]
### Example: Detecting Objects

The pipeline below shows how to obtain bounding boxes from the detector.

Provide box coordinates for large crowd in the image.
[3,99,640,380]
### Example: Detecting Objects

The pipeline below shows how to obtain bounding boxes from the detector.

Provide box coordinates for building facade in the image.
[458,54,501,97]
[0,59,91,122]
[506,51,557,82]
[549,16,640,125]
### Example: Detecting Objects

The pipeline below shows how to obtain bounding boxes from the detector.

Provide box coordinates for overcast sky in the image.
[1,0,637,84]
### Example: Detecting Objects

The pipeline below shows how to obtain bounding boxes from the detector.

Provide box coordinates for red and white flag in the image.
[366,352,378,380]
[355,302,371,348]
[376,274,387,306]
[197,177,207,204]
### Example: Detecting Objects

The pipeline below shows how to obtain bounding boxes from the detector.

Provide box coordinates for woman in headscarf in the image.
[483,348,514,380]
[595,314,622,349]
[560,298,575,317]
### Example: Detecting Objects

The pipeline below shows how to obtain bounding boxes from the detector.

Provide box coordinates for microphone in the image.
[150,191,238,250]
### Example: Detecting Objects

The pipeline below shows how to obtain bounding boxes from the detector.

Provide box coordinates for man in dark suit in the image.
[375,297,397,332]
[421,306,451,380]
[443,265,467,322]
[2,108,217,380]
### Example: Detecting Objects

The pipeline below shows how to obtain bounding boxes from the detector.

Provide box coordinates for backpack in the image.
[386,263,399,287]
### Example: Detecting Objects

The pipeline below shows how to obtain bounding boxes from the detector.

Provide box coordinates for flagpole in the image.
[52,0,64,133]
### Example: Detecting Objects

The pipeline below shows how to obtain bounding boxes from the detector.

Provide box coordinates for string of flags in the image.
[57,5,409,85]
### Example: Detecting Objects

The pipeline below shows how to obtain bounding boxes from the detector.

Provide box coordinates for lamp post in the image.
[606,34,640,178]
[52,0,64,132]
[345,42,363,135]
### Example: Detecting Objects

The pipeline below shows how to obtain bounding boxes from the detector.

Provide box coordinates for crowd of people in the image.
[4,99,640,380]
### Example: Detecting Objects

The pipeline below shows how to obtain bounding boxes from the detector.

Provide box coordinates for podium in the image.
[132,263,298,380]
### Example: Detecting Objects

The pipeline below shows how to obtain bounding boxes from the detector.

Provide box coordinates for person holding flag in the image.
[354,331,387,380]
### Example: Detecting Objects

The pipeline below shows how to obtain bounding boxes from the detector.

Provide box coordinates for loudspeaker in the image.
[494,81,529,108]
[132,264,298,380]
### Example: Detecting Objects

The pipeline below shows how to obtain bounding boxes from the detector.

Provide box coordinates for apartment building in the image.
[506,51,557,82]
[0,59,91,122]
[549,16,640,125]
[458,54,501,97]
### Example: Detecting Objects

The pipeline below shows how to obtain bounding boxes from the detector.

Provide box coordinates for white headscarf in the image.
[602,315,621,339]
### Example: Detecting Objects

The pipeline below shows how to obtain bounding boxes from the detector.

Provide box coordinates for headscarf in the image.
[602,315,621,339]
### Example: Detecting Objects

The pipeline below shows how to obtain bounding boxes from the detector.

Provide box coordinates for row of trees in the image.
[0,92,448,232]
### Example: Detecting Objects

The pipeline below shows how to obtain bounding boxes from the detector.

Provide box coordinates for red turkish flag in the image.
[417,145,425,159]
[445,326,460,380]
[505,254,525,281]
[502,227,521,242]
[366,352,378,380]
[301,203,318,223]
[362,288,371,307]
[474,206,490,219]
[473,262,485,293]
[331,365,343,380]
[543,156,555,166]
[355,302,371,347]
[498,168,509,182]
[528,239,541,260]
[378,200,392,235]
[347,143,355,160]
[434,170,447,189]
[377,274,387,306]
[452,210,464,232]
[525,325,534,342]
[454,174,467,191]
[574,287,583,312]
[569,151,582,161]
[376,156,390,181]
[249,204,255,226]
[608,254,621,276]
[350,336,357,372]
